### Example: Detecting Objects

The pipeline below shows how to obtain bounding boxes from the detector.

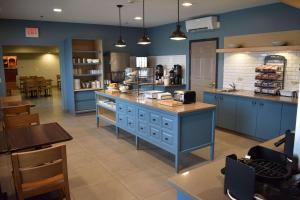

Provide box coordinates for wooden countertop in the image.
[205,89,298,104]
[95,90,215,114]
[169,136,284,200]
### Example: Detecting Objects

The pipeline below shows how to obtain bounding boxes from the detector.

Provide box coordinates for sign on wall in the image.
[25,27,39,38]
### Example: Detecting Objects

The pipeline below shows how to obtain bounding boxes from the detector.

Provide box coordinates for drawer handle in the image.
[152,132,156,135]
[164,123,168,126]
[140,127,144,130]
[128,110,131,113]
[119,108,122,110]
[140,114,143,117]
[128,122,132,125]
[164,137,168,141]
[152,118,156,121]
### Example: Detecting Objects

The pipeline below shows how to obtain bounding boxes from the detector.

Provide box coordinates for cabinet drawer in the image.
[150,127,161,142]
[138,109,149,121]
[117,103,127,114]
[117,114,126,128]
[127,105,136,118]
[75,100,95,111]
[150,113,161,126]
[162,132,173,146]
[127,117,136,131]
[162,117,175,131]
[138,122,149,136]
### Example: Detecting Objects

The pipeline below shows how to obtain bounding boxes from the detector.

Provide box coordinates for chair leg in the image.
[63,186,71,200]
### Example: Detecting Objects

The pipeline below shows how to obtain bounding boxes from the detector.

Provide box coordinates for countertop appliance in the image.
[157,92,172,100]
[104,52,130,82]
[155,65,164,80]
[174,90,196,104]
[173,64,182,85]
[144,90,163,99]
[222,145,300,200]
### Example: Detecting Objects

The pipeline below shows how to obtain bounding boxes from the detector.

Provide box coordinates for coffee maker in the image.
[155,65,164,80]
[173,64,182,85]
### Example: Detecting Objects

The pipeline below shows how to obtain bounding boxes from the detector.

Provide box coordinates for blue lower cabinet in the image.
[117,103,127,114]
[126,117,136,132]
[256,100,282,140]
[150,126,161,142]
[236,97,258,137]
[75,91,95,101]
[150,113,161,126]
[138,121,149,136]
[281,103,297,133]
[117,114,126,128]
[75,100,95,112]
[217,95,237,130]
[138,109,149,122]
[127,105,136,118]
[162,131,174,146]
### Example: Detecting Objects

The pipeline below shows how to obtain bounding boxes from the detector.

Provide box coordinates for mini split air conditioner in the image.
[185,16,220,32]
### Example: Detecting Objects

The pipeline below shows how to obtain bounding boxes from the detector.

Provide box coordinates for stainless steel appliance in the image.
[104,52,130,82]
[174,90,196,104]
[155,65,164,80]
[173,64,182,85]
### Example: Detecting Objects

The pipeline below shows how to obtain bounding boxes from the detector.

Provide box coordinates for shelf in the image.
[74,88,102,92]
[216,45,300,53]
[73,63,100,66]
[75,109,96,113]
[73,73,102,77]
[96,101,116,112]
[99,108,116,125]
[73,50,101,53]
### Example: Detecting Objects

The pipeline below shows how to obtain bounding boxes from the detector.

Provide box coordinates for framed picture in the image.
[3,56,17,69]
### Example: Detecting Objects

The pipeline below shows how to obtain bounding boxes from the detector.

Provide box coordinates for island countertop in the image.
[205,89,298,104]
[169,136,284,200]
[95,90,216,114]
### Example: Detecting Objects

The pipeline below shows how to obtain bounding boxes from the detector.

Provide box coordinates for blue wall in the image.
[147,3,300,88]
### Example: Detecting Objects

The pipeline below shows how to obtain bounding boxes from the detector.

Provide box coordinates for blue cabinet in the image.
[256,100,282,140]
[281,103,297,133]
[204,92,297,141]
[236,98,257,137]
[74,90,96,112]
[217,95,237,130]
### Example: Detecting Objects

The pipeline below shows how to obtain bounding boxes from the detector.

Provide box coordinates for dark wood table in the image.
[0,122,73,153]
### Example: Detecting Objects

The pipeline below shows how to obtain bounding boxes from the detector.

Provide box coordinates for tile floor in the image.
[0,89,259,200]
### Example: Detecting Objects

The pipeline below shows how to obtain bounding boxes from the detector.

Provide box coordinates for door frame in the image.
[188,38,219,90]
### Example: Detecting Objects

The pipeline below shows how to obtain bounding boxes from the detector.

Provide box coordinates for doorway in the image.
[189,39,218,101]
[2,45,63,114]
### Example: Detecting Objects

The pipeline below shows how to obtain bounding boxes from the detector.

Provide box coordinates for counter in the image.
[95,90,216,172]
[205,89,297,104]
[169,136,284,200]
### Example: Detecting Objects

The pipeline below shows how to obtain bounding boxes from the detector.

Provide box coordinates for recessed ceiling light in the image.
[182,2,192,7]
[53,8,62,13]
[134,16,142,20]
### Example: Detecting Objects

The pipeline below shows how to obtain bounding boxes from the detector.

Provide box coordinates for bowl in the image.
[271,41,287,46]
[227,44,241,48]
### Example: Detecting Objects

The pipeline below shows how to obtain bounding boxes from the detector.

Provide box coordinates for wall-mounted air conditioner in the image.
[185,16,220,32]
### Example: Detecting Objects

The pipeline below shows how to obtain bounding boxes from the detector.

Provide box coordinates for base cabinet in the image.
[204,92,297,140]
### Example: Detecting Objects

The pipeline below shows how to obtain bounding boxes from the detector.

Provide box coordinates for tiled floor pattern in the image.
[0,89,259,200]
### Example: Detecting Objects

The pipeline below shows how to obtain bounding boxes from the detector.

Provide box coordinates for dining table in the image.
[0,122,73,153]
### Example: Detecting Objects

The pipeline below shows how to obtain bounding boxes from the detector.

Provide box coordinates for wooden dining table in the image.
[0,122,73,153]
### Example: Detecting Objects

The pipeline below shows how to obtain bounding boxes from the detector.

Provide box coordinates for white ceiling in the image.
[0,0,279,27]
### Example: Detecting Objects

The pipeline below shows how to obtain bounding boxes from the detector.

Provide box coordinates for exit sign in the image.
[25,27,39,38]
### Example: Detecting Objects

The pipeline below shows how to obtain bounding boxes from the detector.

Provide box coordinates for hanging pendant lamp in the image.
[137,0,151,45]
[115,5,126,48]
[170,0,187,41]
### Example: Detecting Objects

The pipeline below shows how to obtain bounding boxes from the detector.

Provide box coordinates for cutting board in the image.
[158,100,183,107]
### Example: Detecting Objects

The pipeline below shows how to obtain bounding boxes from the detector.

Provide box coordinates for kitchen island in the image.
[169,136,285,200]
[95,90,216,172]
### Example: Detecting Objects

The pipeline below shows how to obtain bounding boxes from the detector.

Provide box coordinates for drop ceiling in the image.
[0,0,279,27]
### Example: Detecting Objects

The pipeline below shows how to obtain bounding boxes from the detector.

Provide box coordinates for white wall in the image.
[223,52,300,91]
[148,55,186,84]
[15,53,60,86]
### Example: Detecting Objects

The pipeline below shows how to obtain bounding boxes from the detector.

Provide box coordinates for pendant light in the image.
[170,0,187,41]
[137,0,151,45]
[115,5,126,48]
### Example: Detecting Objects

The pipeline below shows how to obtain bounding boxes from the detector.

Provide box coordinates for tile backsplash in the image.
[223,52,300,91]
[148,55,186,84]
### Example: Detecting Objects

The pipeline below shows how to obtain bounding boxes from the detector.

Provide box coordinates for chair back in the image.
[11,145,70,200]
[4,113,40,130]
[3,105,31,117]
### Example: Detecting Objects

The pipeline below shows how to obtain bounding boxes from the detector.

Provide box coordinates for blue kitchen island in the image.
[95,90,216,172]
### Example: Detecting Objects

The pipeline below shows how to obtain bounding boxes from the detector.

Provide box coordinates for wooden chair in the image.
[11,145,71,200]
[4,113,40,131]
[3,105,31,117]
[24,79,39,98]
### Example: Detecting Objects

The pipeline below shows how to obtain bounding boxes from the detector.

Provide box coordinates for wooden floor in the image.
[0,88,259,200]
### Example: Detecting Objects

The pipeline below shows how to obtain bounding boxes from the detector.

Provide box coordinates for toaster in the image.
[173,90,196,104]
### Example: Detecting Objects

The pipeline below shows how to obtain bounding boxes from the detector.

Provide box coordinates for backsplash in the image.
[148,55,186,84]
[223,52,300,91]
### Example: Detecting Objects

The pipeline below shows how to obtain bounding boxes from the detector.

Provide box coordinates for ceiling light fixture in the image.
[134,16,143,20]
[137,0,151,45]
[170,0,187,41]
[182,2,192,7]
[115,5,127,48]
[53,8,62,13]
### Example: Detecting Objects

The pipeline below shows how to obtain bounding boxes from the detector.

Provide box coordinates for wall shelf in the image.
[73,63,100,66]
[216,45,300,53]
[73,73,102,77]
[74,88,102,92]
